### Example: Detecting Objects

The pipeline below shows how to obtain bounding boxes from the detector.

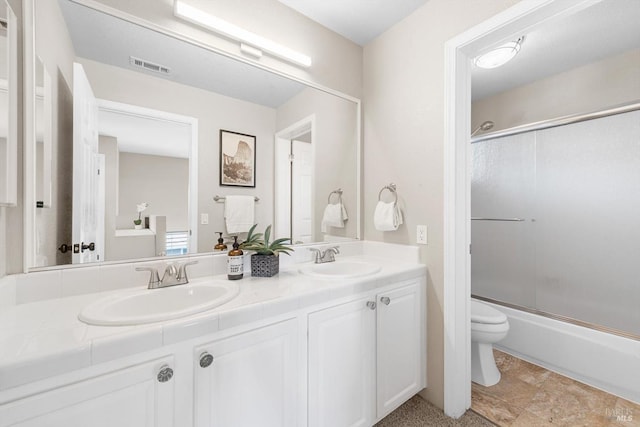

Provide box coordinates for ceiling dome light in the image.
[474,37,524,69]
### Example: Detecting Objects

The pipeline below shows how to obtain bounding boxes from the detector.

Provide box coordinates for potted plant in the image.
[134,202,148,229]
[240,224,293,277]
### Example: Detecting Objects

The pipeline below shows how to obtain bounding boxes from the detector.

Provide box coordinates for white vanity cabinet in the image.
[308,296,377,427]
[193,318,300,427]
[375,281,423,419]
[308,279,424,427]
[0,356,175,427]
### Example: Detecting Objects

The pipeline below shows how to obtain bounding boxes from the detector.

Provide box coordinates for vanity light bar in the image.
[173,1,312,68]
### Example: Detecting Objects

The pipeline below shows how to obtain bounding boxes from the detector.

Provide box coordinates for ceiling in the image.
[277,0,429,46]
[58,0,307,158]
[471,0,640,100]
[59,0,306,110]
[98,109,191,159]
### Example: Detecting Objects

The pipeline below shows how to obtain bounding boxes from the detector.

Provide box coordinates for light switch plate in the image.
[201,213,209,225]
[416,225,427,245]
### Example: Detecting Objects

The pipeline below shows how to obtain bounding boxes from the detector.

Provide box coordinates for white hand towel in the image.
[373,201,403,231]
[224,195,255,234]
[321,202,349,232]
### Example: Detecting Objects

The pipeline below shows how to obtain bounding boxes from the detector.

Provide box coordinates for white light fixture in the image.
[474,37,524,69]
[174,1,312,68]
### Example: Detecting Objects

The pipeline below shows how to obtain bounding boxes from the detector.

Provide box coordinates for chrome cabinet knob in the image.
[380,296,391,305]
[366,301,377,310]
[199,352,214,368]
[157,365,174,383]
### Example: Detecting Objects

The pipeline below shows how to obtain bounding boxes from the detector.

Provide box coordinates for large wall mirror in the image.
[28,0,360,269]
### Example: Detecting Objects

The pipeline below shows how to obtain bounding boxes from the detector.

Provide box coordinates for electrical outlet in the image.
[416,225,427,245]
[201,213,209,225]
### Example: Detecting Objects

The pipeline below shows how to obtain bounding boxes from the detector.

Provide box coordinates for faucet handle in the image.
[163,263,178,277]
[177,260,198,282]
[136,266,160,288]
[308,248,322,263]
[323,246,339,262]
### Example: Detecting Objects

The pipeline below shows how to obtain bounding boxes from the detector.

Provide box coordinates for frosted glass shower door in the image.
[471,109,640,337]
[471,132,537,309]
[534,110,640,335]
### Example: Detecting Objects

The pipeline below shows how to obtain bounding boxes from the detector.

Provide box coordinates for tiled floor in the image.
[471,349,640,426]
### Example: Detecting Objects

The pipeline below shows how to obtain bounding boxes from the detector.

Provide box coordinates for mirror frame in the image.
[23,0,362,272]
[0,0,18,207]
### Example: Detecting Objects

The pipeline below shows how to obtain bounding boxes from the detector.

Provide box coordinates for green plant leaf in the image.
[239,224,293,256]
[264,225,271,246]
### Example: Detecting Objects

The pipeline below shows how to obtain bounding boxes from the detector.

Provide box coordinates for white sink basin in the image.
[299,261,381,279]
[79,281,240,326]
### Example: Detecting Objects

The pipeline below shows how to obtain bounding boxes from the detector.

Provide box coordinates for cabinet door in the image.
[308,296,376,427]
[194,319,299,427]
[0,357,175,427]
[376,282,422,418]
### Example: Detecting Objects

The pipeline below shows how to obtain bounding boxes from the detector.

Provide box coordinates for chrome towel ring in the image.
[378,183,398,205]
[328,188,343,204]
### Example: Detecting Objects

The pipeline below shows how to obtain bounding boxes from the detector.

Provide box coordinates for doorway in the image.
[274,115,315,244]
[443,0,599,418]
[96,99,199,259]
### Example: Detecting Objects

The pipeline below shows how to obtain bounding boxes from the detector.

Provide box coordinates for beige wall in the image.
[276,87,358,241]
[117,152,189,232]
[99,135,118,261]
[362,0,519,409]
[472,49,640,132]
[90,0,363,99]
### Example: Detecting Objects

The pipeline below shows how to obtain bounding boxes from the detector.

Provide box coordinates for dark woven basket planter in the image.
[250,254,279,277]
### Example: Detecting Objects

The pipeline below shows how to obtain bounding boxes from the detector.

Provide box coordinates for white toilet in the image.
[471,300,510,387]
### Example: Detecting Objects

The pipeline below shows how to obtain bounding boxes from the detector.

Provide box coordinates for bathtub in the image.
[475,298,640,404]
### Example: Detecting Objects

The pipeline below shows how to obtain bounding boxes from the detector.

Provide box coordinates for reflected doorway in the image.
[274,115,315,244]
[96,100,198,261]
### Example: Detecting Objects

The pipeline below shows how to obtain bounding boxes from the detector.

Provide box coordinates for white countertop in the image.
[0,255,426,392]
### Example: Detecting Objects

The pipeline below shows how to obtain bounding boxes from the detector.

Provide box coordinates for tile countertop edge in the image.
[0,258,427,392]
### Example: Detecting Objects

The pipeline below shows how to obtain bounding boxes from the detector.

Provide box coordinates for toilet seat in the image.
[471,300,507,324]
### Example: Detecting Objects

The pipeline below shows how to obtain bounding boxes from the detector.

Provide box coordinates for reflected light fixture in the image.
[474,36,524,69]
[174,1,312,68]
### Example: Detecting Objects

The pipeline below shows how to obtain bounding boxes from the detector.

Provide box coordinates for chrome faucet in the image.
[136,260,199,289]
[309,246,340,264]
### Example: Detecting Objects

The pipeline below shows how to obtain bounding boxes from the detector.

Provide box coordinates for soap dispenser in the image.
[227,236,243,280]
[214,232,227,251]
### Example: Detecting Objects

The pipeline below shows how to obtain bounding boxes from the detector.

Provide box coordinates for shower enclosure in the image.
[471,106,640,339]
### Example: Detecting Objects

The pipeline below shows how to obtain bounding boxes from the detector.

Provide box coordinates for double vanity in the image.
[0,242,426,426]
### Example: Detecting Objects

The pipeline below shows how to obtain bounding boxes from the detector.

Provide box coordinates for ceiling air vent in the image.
[129,56,171,75]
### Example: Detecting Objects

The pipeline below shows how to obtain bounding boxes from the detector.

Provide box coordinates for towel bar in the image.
[471,217,524,222]
[214,195,260,202]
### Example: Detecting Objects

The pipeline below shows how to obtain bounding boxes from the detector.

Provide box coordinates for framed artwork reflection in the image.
[219,129,256,187]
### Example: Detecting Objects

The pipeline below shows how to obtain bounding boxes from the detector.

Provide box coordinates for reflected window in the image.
[166,231,189,256]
